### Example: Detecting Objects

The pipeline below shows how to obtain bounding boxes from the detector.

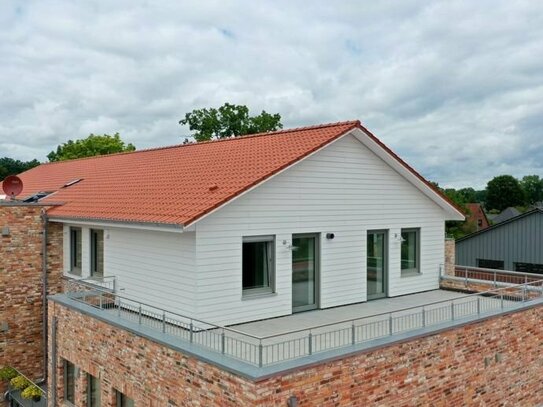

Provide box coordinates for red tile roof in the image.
[18,121,360,226]
[15,120,462,226]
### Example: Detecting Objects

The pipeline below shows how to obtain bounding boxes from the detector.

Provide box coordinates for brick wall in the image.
[444,238,455,276]
[49,299,543,406]
[0,204,63,386]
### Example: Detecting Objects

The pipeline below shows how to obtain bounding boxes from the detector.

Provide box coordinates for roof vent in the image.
[208,184,218,192]
[62,179,83,188]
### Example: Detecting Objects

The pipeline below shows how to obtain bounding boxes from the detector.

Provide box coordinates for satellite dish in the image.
[2,175,24,199]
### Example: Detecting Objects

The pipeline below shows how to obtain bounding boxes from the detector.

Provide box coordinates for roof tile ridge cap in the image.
[35,120,362,168]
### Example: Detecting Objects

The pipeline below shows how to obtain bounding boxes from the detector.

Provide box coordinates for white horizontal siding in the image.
[194,134,448,326]
[106,228,196,315]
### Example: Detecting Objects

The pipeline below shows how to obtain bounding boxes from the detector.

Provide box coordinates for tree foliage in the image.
[0,157,40,181]
[520,175,543,205]
[47,133,135,162]
[485,175,525,212]
[179,103,283,142]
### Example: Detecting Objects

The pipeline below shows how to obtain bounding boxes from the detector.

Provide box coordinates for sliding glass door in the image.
[367,230,387,300]
[292,234,319,312]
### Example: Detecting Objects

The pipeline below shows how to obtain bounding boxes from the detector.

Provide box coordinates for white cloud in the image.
[0,0,542,189]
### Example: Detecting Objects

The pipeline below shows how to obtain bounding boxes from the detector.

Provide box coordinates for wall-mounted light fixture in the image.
[394,233,405,243]
[326,233,335,240]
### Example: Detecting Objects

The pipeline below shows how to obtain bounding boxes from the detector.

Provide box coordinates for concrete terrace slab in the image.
[231,289,468,338]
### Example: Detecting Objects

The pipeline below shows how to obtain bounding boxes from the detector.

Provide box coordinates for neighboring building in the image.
[456,208,543,272]
[465,203,489,230]
[487,206,521,225]
[15,120,463,326]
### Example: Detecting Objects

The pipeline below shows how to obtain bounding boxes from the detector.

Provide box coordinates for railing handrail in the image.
[64,275,543,342]
[257,279,543,339]
[454,265,543,279]
[63,276,263,340]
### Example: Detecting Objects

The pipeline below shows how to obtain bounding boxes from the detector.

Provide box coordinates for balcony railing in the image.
[62,276,543,369]
[449,265,543,288]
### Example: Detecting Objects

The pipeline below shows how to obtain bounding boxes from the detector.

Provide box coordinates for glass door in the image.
[292,234,319,312]
[367,230,387,300]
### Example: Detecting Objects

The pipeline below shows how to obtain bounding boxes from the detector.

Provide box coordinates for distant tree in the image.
[520,175,543,205]
[179,103,283,142]
[457,187,477,203]
[485,175,525,212]
[0,157,40,181]
[47,133,135,162]
[474,189,487,205]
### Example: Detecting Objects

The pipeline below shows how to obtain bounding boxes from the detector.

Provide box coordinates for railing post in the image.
[421,307,426,327]
[389,314,393,335]
[522,285,526,302]
[493,271,497,288]
[221,330,226,354]
[351,322,356,345]
[451,302,455,321]
[99,293,103,309]
[258,340,263,367]
[477,297,481,316]
[162,311,166,333]
[465,267,468,286]
[138,305,142,324]
[118,298,121,317]
[308,332,313,355]
[189,321,194,343]
[500,292,504,309]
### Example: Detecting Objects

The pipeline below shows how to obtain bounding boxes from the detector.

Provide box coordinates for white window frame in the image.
[242,235,276,296]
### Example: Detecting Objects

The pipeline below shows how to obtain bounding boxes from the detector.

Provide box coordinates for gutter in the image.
[41,208,48,382]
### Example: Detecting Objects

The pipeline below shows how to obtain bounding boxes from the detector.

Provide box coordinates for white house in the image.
[19,121,463,326]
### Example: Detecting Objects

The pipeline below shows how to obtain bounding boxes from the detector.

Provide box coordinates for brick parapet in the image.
[49,299,543,406]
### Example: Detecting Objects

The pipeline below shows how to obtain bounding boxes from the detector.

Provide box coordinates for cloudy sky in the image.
[1,1,542,188]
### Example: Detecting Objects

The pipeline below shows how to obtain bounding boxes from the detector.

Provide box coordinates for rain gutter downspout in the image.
[41,208,49,382]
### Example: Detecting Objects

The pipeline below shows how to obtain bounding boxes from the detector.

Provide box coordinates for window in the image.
[90,229,104,277]
[514,262,543,274]
[63,360,75,404]
[115,390,135,407]
[87,373,101,407]
[477,219,483,227]
[401,229,420,275]
[242,236,275,295]
[70,227,82,275]
[477,259,504,270]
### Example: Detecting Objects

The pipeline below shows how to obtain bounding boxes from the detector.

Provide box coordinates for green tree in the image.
[485,175,525,212]
[179,103,283,142]
[47,133,135,162]
[520,175,543,205]
[0,157,41,181]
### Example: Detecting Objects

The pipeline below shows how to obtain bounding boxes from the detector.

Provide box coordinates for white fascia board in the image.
[48,217,185,233]
[351,127,465,221]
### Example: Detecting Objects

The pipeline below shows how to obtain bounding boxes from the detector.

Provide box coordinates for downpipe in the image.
[41,209,49,383]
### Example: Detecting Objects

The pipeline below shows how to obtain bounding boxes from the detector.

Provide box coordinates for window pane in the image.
[88,374,101,407]
[70,228,82,275]
[64,361,75,404]
[116,391,135,407]
[515,262,543,274]
[477,259,504,270]
[91,230,104,277]
[401,229,419,274]
[242,239,273,291]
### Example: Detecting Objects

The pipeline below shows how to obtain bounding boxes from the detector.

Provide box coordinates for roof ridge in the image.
[35,120,361,167]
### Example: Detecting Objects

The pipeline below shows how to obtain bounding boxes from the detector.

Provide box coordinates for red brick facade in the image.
[0,204,63,386]
[49,299,543,406]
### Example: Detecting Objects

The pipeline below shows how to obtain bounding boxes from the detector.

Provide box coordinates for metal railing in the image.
[451,265,543,288]
[63,277,543,368]
[5,368,47,407]
[64,275,116,292]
